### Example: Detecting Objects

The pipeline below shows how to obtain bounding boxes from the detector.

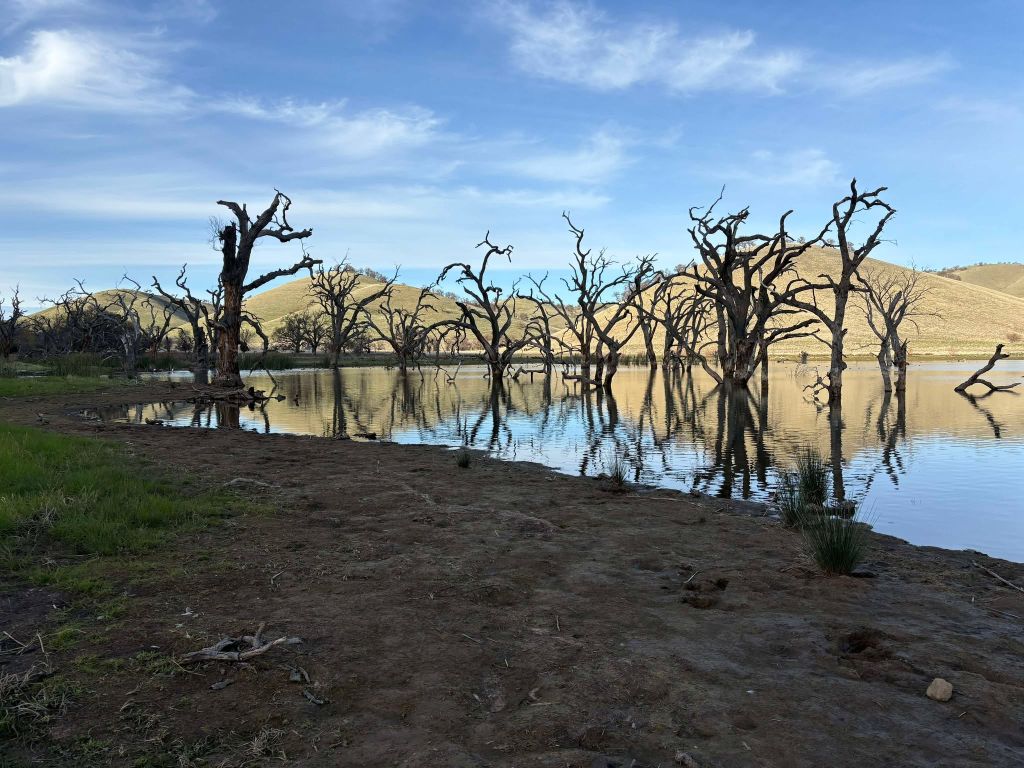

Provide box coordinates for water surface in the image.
[108,362,1024,561]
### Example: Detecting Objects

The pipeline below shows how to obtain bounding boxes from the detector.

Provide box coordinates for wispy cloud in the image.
[0,27,192,111]
[487,0,803,93]
[1,0,93,34]
[717,148,840,188]
[497,129,631,184]
[825,55,952,96]
[222,97,442,159]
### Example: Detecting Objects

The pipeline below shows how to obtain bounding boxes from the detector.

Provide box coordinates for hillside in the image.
[26,254,1024,359]
[936,263,1024,298]
[29,290,193,328]
[603,248,1024,359]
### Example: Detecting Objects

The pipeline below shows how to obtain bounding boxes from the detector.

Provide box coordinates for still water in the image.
[108,362,1024,561]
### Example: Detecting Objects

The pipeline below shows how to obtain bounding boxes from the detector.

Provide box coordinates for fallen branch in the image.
[955,345,1020,394]
[180,623,302,664]
[972,560,1024,595]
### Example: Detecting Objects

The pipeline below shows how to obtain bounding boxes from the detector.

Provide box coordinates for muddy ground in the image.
[2,383,1023,767]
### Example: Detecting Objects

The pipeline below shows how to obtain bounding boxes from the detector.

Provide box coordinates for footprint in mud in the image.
[681,577,729,609]
[838,628,891,660]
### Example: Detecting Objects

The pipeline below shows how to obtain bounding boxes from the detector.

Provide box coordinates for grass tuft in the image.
[606,453,628,490]
[801,507,870,575]
[454,447,471,468]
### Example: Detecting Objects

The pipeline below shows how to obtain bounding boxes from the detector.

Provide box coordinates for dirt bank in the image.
[2,383,1023,767]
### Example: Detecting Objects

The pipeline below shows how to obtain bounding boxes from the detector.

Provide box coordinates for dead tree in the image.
[213,191,318,387]
[954,345,1020,394]
[781,179,896,402]
[557,213,656,389]
[523,272,591,372]
[625,273,663,369]
[856,266,932,392]
[517,278,565,374]
[152,265,213,384]
[683,192,827,386]
[310,259,396,367]
[0,287,24,358]
[367,287,447,372]
[439,234,532,380]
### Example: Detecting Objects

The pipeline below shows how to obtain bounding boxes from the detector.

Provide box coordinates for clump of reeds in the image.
[777,449,829,527]
[606,453,628,490]
[800,507,869,575]
[775,449,868,575]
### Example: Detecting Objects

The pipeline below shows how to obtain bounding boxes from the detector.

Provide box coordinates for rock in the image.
[675,752,701,767]
[926,677,953,702]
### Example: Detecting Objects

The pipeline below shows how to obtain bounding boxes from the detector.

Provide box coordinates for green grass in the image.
[0,376,120,398]
[0,423,243,562]
[239,350,330,370]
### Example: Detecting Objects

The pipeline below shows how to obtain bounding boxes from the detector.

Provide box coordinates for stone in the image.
[675,752,700,767]
[926,677,953,702]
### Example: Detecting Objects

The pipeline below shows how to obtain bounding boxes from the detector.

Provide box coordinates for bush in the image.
[454,447,471,468]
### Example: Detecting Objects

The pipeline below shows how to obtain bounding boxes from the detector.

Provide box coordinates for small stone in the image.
[675,752,700,767]
[926,677,953,702]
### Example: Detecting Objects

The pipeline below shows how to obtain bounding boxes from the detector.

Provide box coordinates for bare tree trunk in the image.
[214,282,244,388]
[826,295,849,403]
[828,401,845,502]
[894,341,908,393]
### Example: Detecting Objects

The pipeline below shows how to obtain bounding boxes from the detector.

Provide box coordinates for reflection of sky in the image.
[126,363,1024,561]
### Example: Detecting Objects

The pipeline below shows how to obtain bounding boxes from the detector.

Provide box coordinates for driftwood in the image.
[972,561,1024,595]
[189,386,273,405]
[954,345,1020,394]
[180,623,301,664]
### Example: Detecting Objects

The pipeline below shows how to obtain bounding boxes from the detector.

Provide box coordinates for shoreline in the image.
[2,382,1023,766]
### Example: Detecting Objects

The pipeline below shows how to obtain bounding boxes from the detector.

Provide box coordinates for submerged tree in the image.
[310,259,396,367]
[213,191,318,387]
[439,233,532,380]
[857,266,932,392]
[781,179,896,403]
[557,213,656,389]
[683,193,826,387]
[366,286,444,372]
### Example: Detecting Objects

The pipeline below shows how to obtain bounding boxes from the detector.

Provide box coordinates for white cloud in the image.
[719,148,840,187]
[826,55,952,95]
[487,1,803,93]
[0,28,192,111]
[1,0,92,33]
[222,97,442,159]
[499,130,631,184]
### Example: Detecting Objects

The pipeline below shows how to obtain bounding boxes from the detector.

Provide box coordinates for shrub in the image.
[454,447,471,468]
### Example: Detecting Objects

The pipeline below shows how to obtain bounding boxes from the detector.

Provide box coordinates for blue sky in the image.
[2,0,1022,306]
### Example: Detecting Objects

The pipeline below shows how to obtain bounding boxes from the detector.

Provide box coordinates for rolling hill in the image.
[936,263,1024,299]
[26,256,1024,359]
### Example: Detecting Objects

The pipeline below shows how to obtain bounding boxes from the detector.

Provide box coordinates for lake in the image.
[106,361,1024,561]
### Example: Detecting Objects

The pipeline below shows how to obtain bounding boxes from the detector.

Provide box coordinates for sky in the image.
[2,0,1022,307]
